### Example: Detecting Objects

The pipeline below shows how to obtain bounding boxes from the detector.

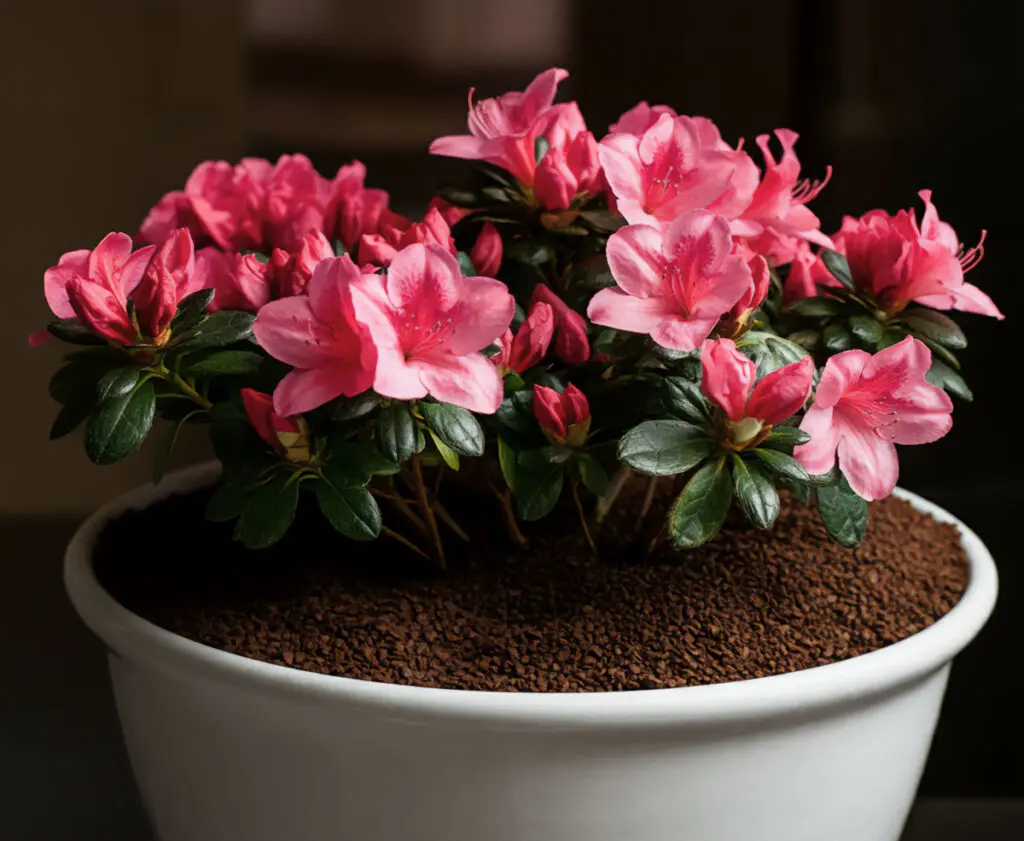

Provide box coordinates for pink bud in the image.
[210,253,271,313]
[133,228,196,340]
[531,283,590,365]
[241,388,309,460]
[470,222,503,277]
[508,301,554,373]
[533,383,591,447]
[271,230,333,298]
[66,276,137,345]
[427,196,471,227]
[533,147,579,211]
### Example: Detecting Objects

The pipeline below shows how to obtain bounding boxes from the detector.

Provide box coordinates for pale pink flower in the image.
[740,130,834,264]
[588,210,752,351]
[269,230,334,298]
[352,243,514,413]
[609,102,678,136]
[253,256,378,416]
[838,190,1000,319]
[241,388,310,461]
[794,336,953,501]
[701,339,813,445]
[323,161,390,253]
[533,383,591,447]
[429,67,569,187]
[493,300,554,374]
[469,222,503,276]
[599,113,756,229]
[783,242,841,303]
[531,283,590,365]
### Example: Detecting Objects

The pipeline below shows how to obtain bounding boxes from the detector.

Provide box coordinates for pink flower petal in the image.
[587,287,673,335]
[837,425,899,502]
[794,406,839,476]
[414,352,504,414]
[700,339,756,422]
[747,356,814,424]
[605,224,667,299]
[447,276,515,356]
[253,296,336,368]
[371,344,429,402]
[273,365,365,417]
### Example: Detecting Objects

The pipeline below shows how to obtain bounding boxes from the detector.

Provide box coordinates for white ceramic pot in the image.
[65,463,997,841]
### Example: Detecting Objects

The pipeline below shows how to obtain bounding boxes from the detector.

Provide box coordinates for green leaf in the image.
[534,135,550,162]
[787,329,821,351]
[172,310,256,350]
[506,239,555,266]
[901,309,967,350]
[760,426,811,450]
[206,481,252,523]
[737,332,809,377]
[576,454,609,495]
[49,355,113,405]
[848,313,884,346]
[752,448,810,483]
[498,436,519,491]
[822,322,854,353]
[822,250,855,290]
[420,402,485,457]
[235,472,300,549]
[376,403,417,464]
[926,359,974,401]
[919,335,961,370]
[322,443,394,487]
[456,251,476,276]
[579,209,625,233]
[170,289,215,333]
[731,456,780,529]
[96,367,141,402]
[332,392,381,421]
[516,459,564,521]
[787,296,845,317]
[816,477,868,547]
[332,239,347,257]
[667,458,733,549]
[618,419,715,476]
[878,327,908,350]
[495,395,534,433]
[184,350,263,376]
[49,401,93,440]
[47,318,105,345]
[84,381,156,465]
[427,429,461,470]
[779,475,813,506]
[152,411,201,484]
[663,377,711,423]
[316,481,381,541]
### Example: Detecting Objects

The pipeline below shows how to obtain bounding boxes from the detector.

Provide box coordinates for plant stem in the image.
[410,454,446,569]
[490,481,528,548]
[570,479,598,556]
[155,367,213,410]
[431,497,470,542]
[639,476,659,521]
[378,481,428,536]
[594,467,632,529]
[381,526,432,562]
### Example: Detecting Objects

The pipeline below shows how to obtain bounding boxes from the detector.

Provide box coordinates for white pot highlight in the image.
[65,463,997,841]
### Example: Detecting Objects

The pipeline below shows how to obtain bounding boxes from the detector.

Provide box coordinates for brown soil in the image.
[94,483,968,692]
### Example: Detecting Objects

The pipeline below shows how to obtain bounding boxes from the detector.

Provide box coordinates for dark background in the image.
[1,1,1021,837]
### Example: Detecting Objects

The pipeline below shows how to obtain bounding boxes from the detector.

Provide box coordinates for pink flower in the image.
[209,252,271,313]
[609,102,678,136]
[531,283,590,365]
[358,207,455,267]
[43,232,156,344]
[599,113,756,228]
[701,338,813,445]
[253,256,377,416]
[352,243,514,413]
[794,336,953,501]
[533,383,591,447]
[427,196,472,227]
[533,103,604,211]
[269,230,334,298]
[262,154,328,253]
[783,243,841,303]
[132,228,199,340]
[137,190,206,246]
[185,158,272,252]
[588,210,753,351]
[241,388,310,461]
[838,190,1000,319]
[739,130,834,264]
[721,242,771,332]
[323,161,390,253]
[429,67,569,187]
[494,300,554,374]
[469,222,503,276]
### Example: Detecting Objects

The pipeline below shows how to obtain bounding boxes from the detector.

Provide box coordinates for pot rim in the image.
[65,461,997,729]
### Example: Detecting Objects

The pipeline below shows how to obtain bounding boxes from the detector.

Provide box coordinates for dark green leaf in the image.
[49,401,92,440]
[438,185,485,208]
[427,429,460,470]
[96,367,141,402]
[737,332,809,377]
[779,476,813,505]
[184,350,263,376]
[663,377,711,423]
[822,322,854,353]
[332,239,347,257]
[506,240,555,266]
[731,456,780,529]
[878,327,908,350]
[456,251,476,276]
[235,472,299,549]
[816,477,868,547]
[84,381,156,465]
[760,426,811,450]
[902,309,967,350]
[152,411,201,484]
[206,482,253,523]
[667,458,733,549]
[787,296,845,317]
[534,135,550,162]
[376,403,417,464]
[498,436,519,491]
[49,356,114,405]
[926,359,974,401]
[579,209,625,233]
[576,454,609,495]
[619,420,714,476]
[516,458,564,522]
[317,481,381,541]
[787,329,821,351]
[752,448,811,482]
[332,392,381,421]
[495,395,534,433]
[47,318,105,345]
[848,313,884,346]
[822,250,855,290]
[420,402,485,457]
[170,289,215,333]
[172,310,255,350]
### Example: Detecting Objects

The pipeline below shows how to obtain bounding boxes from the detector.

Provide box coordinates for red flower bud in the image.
[133,228,196,341]
[469,222,503,277]
[533,383,591,447]
[507,301,554,373]
[531,283,590,365]
[241,388,310,461]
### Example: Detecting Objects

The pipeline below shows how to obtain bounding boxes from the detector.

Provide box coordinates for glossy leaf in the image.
[316,480,381,541]
[235,471,299,549]
[731,455,780,529]
[420,402,485,457]
[816,477,868,546]
[376,403,417,465]
[821,250,855,290]
[667,457,733,549]
[184,350,263,376]
[84,381,156,465]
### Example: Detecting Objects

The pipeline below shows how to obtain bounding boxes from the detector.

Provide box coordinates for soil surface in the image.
[94,483,968,692]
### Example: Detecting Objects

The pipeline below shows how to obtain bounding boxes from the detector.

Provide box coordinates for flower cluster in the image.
[39,68,1000,558]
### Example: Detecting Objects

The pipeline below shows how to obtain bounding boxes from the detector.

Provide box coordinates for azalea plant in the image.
[37,68,1001,566]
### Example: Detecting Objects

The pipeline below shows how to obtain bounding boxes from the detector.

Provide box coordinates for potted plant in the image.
[46,69,998,841]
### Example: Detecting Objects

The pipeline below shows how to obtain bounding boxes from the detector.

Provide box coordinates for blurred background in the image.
[1,0,1020,837]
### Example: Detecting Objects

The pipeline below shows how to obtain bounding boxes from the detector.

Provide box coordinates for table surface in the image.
[2,517,1019,840]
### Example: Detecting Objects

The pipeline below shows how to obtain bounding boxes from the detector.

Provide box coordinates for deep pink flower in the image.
[209,252,271,313]
[533,383,590,447]
[494,300,554,374]
[429,67,569,187]
[323,161,390,253]
[588,210,752,351]
[794,336,953,501]
[533,103,604,211]
[241,388,310,461]
[701,339,813,445]
[269,230,334,298]
[609,102,678,136]
[262,154,328,253]
[838,190,1000,319]
[599,113,756,229]
[137,190,206,246]
[739,130,834,264]
[469,222,503,276]
[783,242,841,303]
[352,243,514,413]
[722,242,771,332]
[185,158,272,252]
[132,228,199,340]
[254,256,377,416]
[358,207,455,267]
[531,283,590,365]
[427,196,472,227]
